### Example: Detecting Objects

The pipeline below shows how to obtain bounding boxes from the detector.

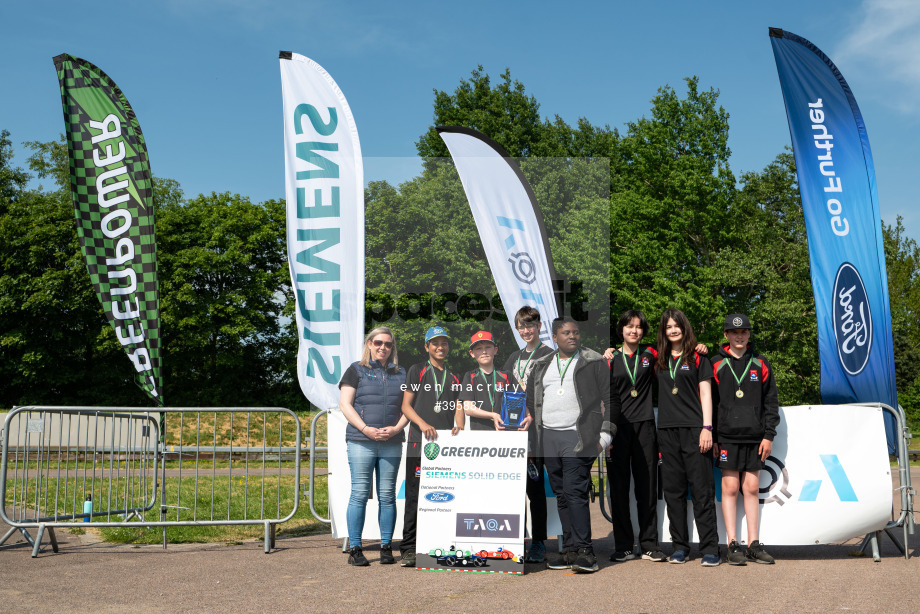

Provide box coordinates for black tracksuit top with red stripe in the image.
[458,369,513,430]
[711,344,780,444]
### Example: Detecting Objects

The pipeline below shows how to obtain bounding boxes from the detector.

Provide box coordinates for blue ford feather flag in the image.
[770,28,898,452]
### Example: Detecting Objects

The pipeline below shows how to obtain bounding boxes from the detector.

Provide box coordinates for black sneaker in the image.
[641,549,667,562]
[546,550,576,570]
[399,552,416,567]
[746,540,775,564]
[347,546,369,566]
[727,540,747,566]
[609,550,636,562]
[571,547,599,573]
[380,544,395,565]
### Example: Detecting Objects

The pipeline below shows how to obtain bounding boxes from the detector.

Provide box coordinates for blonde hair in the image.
[359,326,398,367]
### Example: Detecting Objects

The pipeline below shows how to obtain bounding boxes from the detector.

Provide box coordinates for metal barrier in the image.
[857,403,915,561]
[1,406,311,557]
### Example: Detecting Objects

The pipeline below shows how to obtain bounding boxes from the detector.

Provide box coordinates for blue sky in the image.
[2,0,918,239]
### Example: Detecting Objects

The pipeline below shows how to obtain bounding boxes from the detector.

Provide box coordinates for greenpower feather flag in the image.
[54,54,162,404]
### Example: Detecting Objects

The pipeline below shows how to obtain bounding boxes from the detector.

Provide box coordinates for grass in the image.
[4,472,330,544]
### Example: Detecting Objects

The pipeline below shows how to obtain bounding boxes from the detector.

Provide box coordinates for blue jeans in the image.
[346,440,402,548]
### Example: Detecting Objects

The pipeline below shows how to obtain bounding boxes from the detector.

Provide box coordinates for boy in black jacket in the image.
[712,314,779,565]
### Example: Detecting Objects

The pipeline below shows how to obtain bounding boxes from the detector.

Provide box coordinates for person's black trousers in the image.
[542,429,596,552]
[526,456,548,542]
[658,427,719,556]
[605,419,660,552]
[399,443,421,555]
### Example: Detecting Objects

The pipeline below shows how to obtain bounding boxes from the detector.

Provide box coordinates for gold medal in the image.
[557,388,565,396]
[433,403,442,413]
[672,386,678,395]
[630,388,638,398]
[735,389,744,399]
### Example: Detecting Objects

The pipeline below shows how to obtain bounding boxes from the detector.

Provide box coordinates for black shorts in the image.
[717,442,763,473]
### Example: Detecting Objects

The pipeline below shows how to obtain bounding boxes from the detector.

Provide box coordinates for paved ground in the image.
[1,469,917,613]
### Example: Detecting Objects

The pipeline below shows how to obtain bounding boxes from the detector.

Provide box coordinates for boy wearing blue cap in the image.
[399,325,463,567]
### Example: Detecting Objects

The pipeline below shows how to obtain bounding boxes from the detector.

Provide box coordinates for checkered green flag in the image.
[54,54,162,405]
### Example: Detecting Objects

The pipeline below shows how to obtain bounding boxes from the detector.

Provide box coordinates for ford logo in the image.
[424,492,455,503]
[832,262,872,375]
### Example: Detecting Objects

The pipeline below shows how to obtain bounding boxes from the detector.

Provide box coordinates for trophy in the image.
[500,391,527,430]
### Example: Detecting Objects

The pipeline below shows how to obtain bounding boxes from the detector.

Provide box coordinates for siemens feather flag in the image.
[770,29,898,451]
[54,55,162,404]
[438,128,558,348]
[280,52,364,410]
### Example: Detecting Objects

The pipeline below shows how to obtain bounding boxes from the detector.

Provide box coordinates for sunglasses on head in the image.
[372,339,393,349]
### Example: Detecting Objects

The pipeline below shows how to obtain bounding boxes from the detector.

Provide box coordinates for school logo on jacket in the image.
[642,357,650,367]
[749,369,759,381]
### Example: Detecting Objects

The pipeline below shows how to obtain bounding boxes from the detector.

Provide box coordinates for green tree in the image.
[609,77,738,342]
[883,216,920,426]
[0,135,142,407]
[713,151,820,405]
[157,192,297,407]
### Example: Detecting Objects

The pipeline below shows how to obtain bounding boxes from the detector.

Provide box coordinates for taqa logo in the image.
[424,442,440,460]
[832,262,872,375]
[424,491,455,503]
[455,513,520,538]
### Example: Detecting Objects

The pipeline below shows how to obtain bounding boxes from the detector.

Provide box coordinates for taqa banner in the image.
[280,52,364,410]
[416,430,527,574]
[437,127,558,349]
[54,55,162,404]
[770,29,898,451]
[654,405,891,545]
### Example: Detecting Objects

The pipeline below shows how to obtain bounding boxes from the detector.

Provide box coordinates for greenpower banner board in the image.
[54,54,162,404]
[416,430,527,574]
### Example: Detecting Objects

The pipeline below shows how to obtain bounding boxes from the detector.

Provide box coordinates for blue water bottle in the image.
[83,495,93,522]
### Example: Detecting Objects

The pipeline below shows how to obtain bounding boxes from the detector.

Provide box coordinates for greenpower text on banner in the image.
[53,54,161,403]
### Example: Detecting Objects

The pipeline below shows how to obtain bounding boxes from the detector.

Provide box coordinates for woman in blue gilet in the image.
[338,326,408,566]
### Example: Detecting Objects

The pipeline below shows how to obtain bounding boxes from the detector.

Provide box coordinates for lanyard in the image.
[727,355,755,394]
[668,354,682,382]
[621,347,639,387]
[516,347,538,381]
[479,368,497,408]
[428,360,448,402]
[557,352,576,385]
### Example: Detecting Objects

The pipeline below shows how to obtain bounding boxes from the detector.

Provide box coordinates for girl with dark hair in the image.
[655,308,720,566]
[602,310,666,563]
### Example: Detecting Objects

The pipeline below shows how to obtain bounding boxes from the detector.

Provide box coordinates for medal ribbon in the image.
[428,360,449,402]
[621,347,639,388]
[557,352,577,386]
[479,368,496,408]
[516,347,538,381]
[668,354,682,384]
[727,355,755,393]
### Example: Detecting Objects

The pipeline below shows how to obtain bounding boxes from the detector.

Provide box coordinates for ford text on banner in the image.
[280,52,364,410]
[437,127,557,348]
[53,55,162,404]
[769,29,898,452]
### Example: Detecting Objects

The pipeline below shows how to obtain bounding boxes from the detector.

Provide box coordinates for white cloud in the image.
[834,0,920,113]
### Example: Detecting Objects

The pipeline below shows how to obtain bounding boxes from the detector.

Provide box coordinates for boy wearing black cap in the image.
[399,326,464,567]
[712,314,779,565]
